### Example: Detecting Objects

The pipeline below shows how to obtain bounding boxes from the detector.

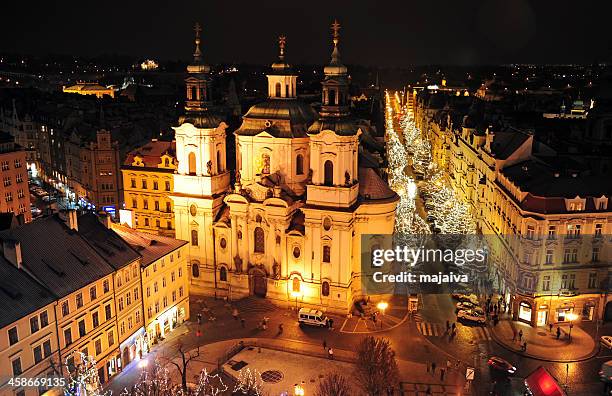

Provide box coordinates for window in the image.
[76,292,83,308]
[564,248,571,263]
[141,180,147,189]
[34,345,43,363]
[153,181,158,190]
[592,247,600,262]
[64,328,72,346]
[296,154,304,175]
[103,279,110,293]
[163,297,168,307]
[162,278,166,288]
[217,150,223,172]
[92,312,99,328]
[90,286,97,301]
[143,200,148,210]
[220,238,227,249]
[261,154,271,174]
[595,223,603,237]
[43,340,51,358]
[120,322,125,335]
[275,82,281,97]
[154,201,160,211]
[134,287,139,301]
[128,316,133,329]
[171,271,175,282]
[545,250,553,264]
[108,330,114,347]
[132,199,137,208]
[12,357,22,375]
[154,303,159,314]
[154,282,158,293]
[165,181,171,191]
[526,225,535,240]
[40,311,49,328]
[188,152,197,175]
[62,300,70,316]
[323,245,331,263]
[135,310,141,323]
[589,272,598,289]
[220,267,227,282]
[178,267,182,277]
[30,316,40,334]
[105,304,112,321]
[126,293,132,305]
[567,224,581,238]
[568,274,576,289]
[542,276,551,291]
[78,320,86,337]
[191,229,198,246]
[8,327,18,345]
[179,286,184,297]
[16,173,23,183]
[324,160,334,186]
[293,246,301,259]
[192,263,200,278]
[95,339,102,356]
[292,277,300,293]
[118,297,124,311]
[172,291,177,302]
[131,178,136,188]
[322,281,330,296]
[254,227,265,253]
[117,275,122,287]
[547,226,556,239]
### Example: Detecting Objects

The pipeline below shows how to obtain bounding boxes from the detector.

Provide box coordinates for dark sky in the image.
[2,0,611,66]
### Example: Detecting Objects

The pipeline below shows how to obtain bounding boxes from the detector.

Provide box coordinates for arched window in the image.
[191,86,197,101]
[192,263,200,278]
[164,158,170,167]
[330,89,337,105]
[285,84,289,97]
[324,160,334,186]
[292,277,301,293]
[296,154,304,175]
[275,83,281,98]
[219,267,227,282]
[216,150,222,173]
[262,154,270,175]
[254,227,265,253]
[188,152,197,175]
[199,87,206,101]
[191,229,198,246]
[322,281,330,296]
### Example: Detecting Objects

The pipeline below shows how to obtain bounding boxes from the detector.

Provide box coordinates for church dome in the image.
[236,99,317,138]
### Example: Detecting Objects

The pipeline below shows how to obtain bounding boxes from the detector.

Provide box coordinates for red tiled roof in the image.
[358,167,398,202]
[124,139,176,168]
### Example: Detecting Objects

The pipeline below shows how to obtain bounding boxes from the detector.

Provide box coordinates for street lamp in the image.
[294,382,305,396]
[566,313,577,342]
[377,301,389,328]
[291,291,301,312]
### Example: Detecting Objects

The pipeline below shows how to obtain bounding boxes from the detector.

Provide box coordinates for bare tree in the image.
[315,372,352,396]
[354,336,399,396]
[121,360,175,396]
[161,343,201,392]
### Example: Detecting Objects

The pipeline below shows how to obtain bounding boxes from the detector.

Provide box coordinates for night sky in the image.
[3,0,612,66]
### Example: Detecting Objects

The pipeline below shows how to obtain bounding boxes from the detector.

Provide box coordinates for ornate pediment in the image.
[245,182,271,202]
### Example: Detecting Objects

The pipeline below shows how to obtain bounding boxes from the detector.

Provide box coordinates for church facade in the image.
[171,23,398,314]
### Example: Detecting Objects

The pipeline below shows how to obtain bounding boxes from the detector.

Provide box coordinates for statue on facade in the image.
[345,171,351,186]
[234,256,243,273]
[272,260,281,279]
[206,160,213,175]
[235,170,241,185]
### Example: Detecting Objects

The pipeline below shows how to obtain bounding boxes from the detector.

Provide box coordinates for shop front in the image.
[536,304,548,326]
[518,301,533,324]
[555,302,575,323]
[119,327,145,368]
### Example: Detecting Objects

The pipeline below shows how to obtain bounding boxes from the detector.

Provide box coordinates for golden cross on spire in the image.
[331,19,341,46]
[278,35,286,59]
[194,22,202,38]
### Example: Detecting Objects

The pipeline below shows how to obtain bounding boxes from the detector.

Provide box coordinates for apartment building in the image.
[121,139,176,236]
[111,223,189,353]
[0,132,31,222]
[0,256,58,396]
[419,96,612,327]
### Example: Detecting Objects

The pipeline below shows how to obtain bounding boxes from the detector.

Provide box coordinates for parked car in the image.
[600,360,612,383]
[602,336,612,349]
[455,302,484,315]
[457,309,486,324]
[452,293,479,305]
[487,356,516,375]
[298,308,329,327]
[30,206,42,216]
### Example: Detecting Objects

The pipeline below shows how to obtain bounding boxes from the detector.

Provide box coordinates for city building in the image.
[0,256,59,396]
[419,92,612,327]
[0,132,31,222]
[170,23,398,313]
[121,139,177,236]
[62,83,115,99]
[111,223,189,352]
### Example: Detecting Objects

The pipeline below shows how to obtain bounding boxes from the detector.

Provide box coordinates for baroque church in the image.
[171,22,398,313]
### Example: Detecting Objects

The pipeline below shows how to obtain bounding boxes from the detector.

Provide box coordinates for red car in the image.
[487,356,516,375]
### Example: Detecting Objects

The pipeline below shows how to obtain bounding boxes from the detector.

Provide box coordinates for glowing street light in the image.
[377,301,389,328]
[294,382,305,395]
[566,313,577,341]
[291,290,302,311]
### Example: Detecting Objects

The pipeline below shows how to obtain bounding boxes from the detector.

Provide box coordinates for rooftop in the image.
[110,224,187,267]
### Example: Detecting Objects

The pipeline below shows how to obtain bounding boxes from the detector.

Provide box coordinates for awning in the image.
[524,366,566,396]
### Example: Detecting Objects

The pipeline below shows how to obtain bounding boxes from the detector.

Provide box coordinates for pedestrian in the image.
[328,318,334,330]
[518,329,523,342]
[240,318,245,328]
[446,360,452,372]
[512,330,516,341]
[426,361,430,373]
[556,326,561,340]
[232,308,239,320]
[440,368,445,382]
[328,347,334,360]
[446,320,450,333]
[323,340,327,351]
[425,385,432,395]
[451,322,456,332]
[386,386,394,396]
[431,362,436,375]
[197,313,202,325]
[522,341,527,352]
[549,323,553,333]
[278,323,283,335]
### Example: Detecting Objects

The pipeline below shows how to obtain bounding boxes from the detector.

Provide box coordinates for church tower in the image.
[171,23,230,293]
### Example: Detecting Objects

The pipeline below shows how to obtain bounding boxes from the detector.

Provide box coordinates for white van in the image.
[298,308,329,327]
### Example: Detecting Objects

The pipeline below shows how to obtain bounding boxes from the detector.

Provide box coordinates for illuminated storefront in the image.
[120,327,146,367]
[518,301,533,323]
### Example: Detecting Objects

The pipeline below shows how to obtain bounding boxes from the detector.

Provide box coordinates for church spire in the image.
[324,19,347,76]
[193,22,203,64]
[278,35,286,63]
[320,19,350,117]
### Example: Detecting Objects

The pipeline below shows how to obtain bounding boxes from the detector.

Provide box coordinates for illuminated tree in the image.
[354,336,399,396]
[232,368,264,396]
[314,372,352,396]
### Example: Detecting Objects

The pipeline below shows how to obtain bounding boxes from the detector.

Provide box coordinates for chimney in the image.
[2,240,23,269]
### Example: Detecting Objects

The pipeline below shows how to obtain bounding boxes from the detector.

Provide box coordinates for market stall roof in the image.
[524,366,566,396]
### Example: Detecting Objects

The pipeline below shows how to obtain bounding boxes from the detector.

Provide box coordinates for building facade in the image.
[0,132,32,222]
[171,24,398,314]
[121,139,177,236]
